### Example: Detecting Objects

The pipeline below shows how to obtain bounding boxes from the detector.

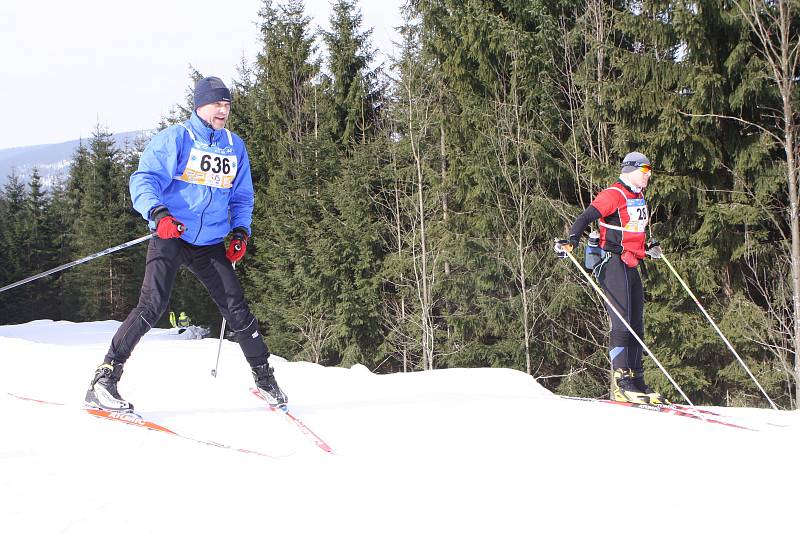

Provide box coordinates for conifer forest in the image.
[1,1,798,408]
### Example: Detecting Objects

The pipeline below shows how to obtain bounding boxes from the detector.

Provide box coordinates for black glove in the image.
[554,235,579,258]
[645,239,662,259]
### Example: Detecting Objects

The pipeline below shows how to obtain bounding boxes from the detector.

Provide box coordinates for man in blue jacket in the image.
[85,76,287,412]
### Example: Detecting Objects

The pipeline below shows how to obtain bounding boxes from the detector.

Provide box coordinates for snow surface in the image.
[1,320,798,533]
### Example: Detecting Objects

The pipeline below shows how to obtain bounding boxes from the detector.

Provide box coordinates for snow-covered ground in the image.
[1,320,797,533]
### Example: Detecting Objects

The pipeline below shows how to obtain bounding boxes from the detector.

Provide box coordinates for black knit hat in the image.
[621,151,651,173]
[194,76,232,109]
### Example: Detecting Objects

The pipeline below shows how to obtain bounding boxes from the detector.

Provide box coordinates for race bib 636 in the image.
[176,147,238,189]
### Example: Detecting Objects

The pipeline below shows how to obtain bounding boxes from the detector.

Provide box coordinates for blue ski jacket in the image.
[130,112,254,246]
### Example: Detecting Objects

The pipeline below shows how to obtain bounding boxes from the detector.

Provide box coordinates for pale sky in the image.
[0,0,404,150]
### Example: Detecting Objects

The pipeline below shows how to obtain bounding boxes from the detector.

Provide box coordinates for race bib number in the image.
[624,198,648,233]
[177,147,237,189]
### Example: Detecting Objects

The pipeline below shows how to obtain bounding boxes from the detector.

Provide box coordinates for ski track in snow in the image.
[1,319,798,533]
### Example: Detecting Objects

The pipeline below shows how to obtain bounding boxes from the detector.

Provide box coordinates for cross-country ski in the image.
[7,392,290,459]
[251,387,336,454]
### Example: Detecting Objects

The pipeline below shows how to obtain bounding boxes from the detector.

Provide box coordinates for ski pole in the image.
[658,252,779,410]
[554,240,700,412]
[211,315,227,378]
[211,260,237,378]
[211,313,227,378]
[0,233,154,294]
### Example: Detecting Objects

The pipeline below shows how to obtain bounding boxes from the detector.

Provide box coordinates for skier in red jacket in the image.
[557,152,666,404]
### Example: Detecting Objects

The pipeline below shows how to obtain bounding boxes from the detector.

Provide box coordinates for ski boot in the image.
[85,362,134,412]
[252,362,288,407]
[633,370,669,405]
[612,368,651,404]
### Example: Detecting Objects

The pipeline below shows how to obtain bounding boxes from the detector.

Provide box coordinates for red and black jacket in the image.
[568,181,648,260]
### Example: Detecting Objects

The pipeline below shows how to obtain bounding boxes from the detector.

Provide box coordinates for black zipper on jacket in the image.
[192,190,214,245]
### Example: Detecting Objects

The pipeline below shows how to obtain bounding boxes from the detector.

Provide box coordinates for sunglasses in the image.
[622,160,653,173]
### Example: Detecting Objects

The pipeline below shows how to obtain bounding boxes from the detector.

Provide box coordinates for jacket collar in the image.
[617,175,642,194]
[187,112,220,146]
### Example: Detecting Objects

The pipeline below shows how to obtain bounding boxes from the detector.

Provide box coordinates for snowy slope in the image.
[1,320,797,534]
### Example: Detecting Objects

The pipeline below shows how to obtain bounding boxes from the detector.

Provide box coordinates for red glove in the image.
[156,215,185,239]
[226,228,249,263]
[152,206,185,239]
[620,250,641,268]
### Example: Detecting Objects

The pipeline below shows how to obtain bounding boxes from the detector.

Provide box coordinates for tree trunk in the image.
[785,115,800,403]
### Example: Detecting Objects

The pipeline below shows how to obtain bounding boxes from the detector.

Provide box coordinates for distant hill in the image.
[0,131,151,190]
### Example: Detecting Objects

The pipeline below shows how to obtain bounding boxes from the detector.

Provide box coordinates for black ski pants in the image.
[104,236,269,368]
[596,253,644,372]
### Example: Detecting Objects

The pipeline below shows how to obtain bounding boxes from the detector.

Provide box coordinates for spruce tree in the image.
[321,0,382,149]
[20,169,61,319]
[227,58,258,149]
[68,127,142,320]
[0,170,29,323]
[46,176,76,320]
[245,0,332,361]
[248,0,319,180]
[317,136,387,367]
